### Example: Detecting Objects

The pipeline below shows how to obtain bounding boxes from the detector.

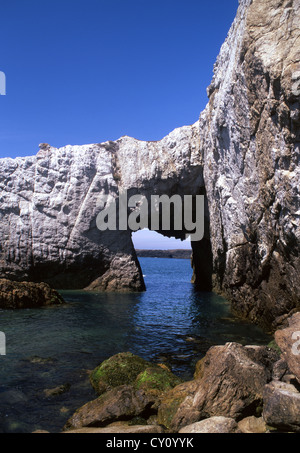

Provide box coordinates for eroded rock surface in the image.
[0,124,202,292]
[263,380,300,432]
[178,417,239,434]
[157,342,278,431]
[63,384,155,431]
[275,312,300,383]
[200,0,300,328]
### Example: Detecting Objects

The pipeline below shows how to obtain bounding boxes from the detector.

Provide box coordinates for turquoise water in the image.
[0,257,271,433]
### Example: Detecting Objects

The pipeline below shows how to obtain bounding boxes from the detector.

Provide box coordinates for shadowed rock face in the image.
[0,279,65,309]
[0,0,299,327]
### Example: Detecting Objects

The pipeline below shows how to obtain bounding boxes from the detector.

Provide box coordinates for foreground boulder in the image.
[64,385,155,431]
[158,343,278,431]
[89,352,152,395]
[237,416,267,434]
[89,352,182,397]
[263,380,300,432]
[275,312,300,384]
[178,417,239,434]
[65,353,183,431]
[0,278,64,309]
[156,380,200,431]
[63,423,164,434]
[62,343,300,433]
[135,366,183,399]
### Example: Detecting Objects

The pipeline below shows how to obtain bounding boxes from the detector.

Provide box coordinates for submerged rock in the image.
[0,279,64,309]
[44,384,71,398]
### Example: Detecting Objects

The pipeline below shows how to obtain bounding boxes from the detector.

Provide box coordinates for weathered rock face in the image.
[0,124,203,292]
[199,0,300,329]
[263,380,300,432]
[0,0,299,327]
[157,342,278,431]
[178,417,240,434]
[63,385,155,431]
[274,312,300,383]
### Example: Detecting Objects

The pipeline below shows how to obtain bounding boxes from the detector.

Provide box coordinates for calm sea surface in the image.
[0,257,271,433]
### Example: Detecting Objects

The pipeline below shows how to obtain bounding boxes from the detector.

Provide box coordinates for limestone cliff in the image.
[200,0,300,328]
[0,0,299,328]
[0,124,202,292]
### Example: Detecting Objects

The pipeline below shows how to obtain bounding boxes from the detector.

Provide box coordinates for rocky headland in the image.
[136,249,192,259]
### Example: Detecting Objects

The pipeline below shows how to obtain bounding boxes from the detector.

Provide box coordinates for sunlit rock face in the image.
[0,123,203,292]
[0,0,299,327]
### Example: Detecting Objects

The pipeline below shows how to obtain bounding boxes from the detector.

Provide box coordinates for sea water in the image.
[0,257,271,433]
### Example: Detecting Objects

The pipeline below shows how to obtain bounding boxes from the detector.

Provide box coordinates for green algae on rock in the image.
[90,352,152,395]
[135,366,183,393]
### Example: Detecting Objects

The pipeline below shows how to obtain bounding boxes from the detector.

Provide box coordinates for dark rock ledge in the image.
[0,278,65,309]
[58,313,300,434]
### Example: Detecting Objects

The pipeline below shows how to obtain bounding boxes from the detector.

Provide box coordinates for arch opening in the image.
[132,227,213,292]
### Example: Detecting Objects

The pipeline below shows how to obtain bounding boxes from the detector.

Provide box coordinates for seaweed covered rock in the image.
[89,352,152,395]
[135,366,183,394]
[0,278,65,309]
[65,353,184,431]
[157,380,199,431]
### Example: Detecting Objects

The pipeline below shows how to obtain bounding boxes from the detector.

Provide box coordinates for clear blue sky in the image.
[0,0,238,249]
